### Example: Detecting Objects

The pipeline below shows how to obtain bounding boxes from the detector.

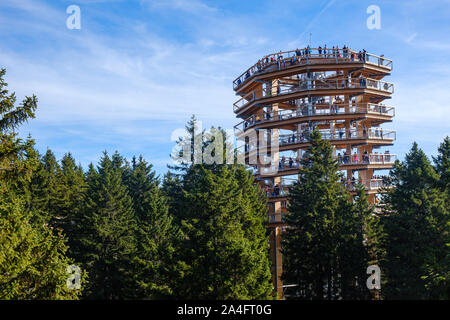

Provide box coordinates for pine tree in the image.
[433,136,449,192]
[68,163,98,261]
[0,68,38,192]
[55,153,87,251]
[381,142,449,299]
[166,118,273,299]
[0,195,83,299]
[0,69,83,299]
[353,184,378,266]
[18,149,61,225]
[168,114,204,173]
[426,137,450,299]
[232,165,273,299]
[162,171,183,225]
[77,151,136,299]
[124,155,178,298]
[352,183,384,298]
[171,164,273,299]
[282,130,370,299]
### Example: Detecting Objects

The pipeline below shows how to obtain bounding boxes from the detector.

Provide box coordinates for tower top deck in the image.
[233,47,392,93]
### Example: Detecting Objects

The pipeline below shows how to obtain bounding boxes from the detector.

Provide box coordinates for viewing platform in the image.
[233,48,392,93]
[234,76,393,116]
[234,103,394,135]
[239,127,395,160]
[252,152,397,178]
[264,178,391,202]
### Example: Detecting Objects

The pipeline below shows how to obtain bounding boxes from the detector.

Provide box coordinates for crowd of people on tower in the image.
[273,150,393,171]
[235,45,386,87]
[263,169,390,197]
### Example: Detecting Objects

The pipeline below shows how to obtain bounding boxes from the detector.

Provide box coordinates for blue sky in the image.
[0,0,449,175]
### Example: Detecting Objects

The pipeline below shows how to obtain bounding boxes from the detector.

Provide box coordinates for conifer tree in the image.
[85,163,99,186]
[166,117,273,299]
[19,149,61,225]
[161,171,183,225]
[351,183,385,298]
[0,196,83,299]
[0,68,38,192]
[171,165,273,299]
[381,142,449,299]
[68,163,99,261]
[433,136,450,192]
[55,153,87,250]
[77,152,136,299]
[282,130,370,299]
[168,115,204,173]
[0,68,83,299]
[423,137,450,299]
[232,165,273,299]
[124,155,178,298]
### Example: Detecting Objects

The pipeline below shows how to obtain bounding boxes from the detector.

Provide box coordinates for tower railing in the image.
[233,77,394,112]
[234,103,394,133]
[238,129,395,165]
[343,178,390,191]
[252,153,396,176]
[278,128,396,146]
[233,48,392,89]
[263,178,390,199]
[268,212,286,223]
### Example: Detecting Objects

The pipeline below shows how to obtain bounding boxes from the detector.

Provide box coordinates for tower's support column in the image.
[270,78,283,299]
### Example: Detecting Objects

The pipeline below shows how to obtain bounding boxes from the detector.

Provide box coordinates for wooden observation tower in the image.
[232,47,395,299]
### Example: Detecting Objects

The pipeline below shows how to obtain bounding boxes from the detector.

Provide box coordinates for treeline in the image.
[0,69,449,300]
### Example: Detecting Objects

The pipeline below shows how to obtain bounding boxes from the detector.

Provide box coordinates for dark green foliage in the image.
[282,130,370,300]
[0,69,82,299]
[433,137,450,198]
[124,156,178,299]
[0,68,38,192]
[0,195,83,299]
[428,137,450,298]
[0,69,37,133]
[18,149,61,225]
[165,118,273,299]
[381,142,449,299]
[76,152,137,299]
[433,137,450,182]
[56,153,87,249]
[161,171,183,225]
[356,185,385,271]
[168,164,273,299]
